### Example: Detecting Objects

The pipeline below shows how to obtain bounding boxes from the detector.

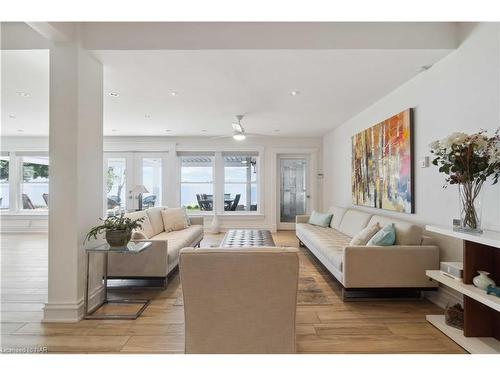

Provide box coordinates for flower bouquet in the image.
[430,129,500,232]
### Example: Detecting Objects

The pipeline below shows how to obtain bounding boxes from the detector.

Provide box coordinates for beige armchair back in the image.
[179,247,299,354]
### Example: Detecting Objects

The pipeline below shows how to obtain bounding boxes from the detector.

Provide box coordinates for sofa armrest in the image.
[189,216,204,226]
[296,215,310,224]
[342,245,439,288]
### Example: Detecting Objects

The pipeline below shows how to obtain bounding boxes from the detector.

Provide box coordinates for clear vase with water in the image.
[458,182,483,233]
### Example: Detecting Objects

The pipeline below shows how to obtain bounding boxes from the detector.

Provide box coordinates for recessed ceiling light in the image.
[202,130,207,132]
[109,92,120,97]
[165,129,171,132]
[9,114,16,119]
[16,91,30,97]
[290,90,300,96]
[170,91,178,97]
[145,114,152,119]
[111,129,117,132]
[17,129,24,132]
[274,129,280,132]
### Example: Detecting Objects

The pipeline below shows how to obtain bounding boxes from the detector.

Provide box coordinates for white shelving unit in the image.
[425,270,500,312]
[426,315,500,354]
[426,225,500,248]
[425,225,500,354]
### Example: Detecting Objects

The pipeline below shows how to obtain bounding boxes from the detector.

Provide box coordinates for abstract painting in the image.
[351,108,414,213]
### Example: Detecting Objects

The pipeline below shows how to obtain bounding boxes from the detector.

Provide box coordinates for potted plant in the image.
[429,128,500,233]
[85,214,145,247]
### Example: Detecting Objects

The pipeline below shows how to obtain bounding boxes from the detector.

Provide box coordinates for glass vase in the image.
[458,182,483,233]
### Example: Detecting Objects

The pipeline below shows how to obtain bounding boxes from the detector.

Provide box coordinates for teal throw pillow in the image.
[366,223,396,246]
[308,211,333,228]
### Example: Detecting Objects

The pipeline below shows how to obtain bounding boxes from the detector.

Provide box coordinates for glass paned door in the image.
[105,157,128,215]
[135,154,164,209]
[279,158,308,224]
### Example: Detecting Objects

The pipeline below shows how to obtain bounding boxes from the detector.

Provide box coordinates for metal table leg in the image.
[84,251,150,320]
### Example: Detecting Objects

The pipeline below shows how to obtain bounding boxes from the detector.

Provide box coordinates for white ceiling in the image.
[1,49,49,136]
[1,48,452,137]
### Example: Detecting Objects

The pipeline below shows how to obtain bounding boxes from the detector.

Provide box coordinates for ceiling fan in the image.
[213,115,264,141]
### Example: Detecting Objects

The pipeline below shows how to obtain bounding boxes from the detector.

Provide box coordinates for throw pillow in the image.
[161,208,190,232]
[308,211,333,228]
[131,231,148,240]
[349,222,380,246]
[366,223,396,246]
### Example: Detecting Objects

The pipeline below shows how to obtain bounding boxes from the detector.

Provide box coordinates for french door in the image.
[103,152,167,215]
[277,155,310,230]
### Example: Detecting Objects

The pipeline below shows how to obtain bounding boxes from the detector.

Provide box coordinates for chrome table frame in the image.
[84,242,152,320]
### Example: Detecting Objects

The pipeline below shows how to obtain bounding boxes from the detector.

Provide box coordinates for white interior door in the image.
[278,155,310,230]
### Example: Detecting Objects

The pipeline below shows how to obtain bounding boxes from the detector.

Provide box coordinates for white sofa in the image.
[296,206,439,296]
[108,207,204,285]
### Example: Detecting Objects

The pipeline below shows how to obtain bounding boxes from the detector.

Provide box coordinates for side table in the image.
[84,241,152,319]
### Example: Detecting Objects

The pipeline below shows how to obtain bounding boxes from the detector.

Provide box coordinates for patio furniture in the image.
[180,246,299,353]
[42,193,49,206]
[196,193,213,211]
[107,197,120,209]
[228,193,241,211]
[142,194,156,208]
[22,193,35,209]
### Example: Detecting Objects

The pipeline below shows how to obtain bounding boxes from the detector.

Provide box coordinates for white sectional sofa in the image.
[108,207,204,286]
[296,206,439,297]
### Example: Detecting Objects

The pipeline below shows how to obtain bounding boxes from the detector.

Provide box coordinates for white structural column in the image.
[43,40,104,322]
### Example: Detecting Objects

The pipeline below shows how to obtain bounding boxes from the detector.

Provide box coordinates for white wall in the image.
[322,23,500,262]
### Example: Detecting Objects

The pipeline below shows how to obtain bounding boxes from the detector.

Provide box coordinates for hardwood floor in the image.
[0,231,465,354]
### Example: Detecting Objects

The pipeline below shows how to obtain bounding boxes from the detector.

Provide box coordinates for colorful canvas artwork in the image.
[351,109,414,213]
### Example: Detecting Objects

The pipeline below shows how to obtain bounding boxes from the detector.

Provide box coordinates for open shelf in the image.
[426,225,500,248]
[426,270,500,312]
[426,315,500,354]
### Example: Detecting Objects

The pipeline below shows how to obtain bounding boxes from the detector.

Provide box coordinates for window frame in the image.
[19,154,50,211]
[178,150,263,216]
[179,154,215,214]
[222,153,260,213]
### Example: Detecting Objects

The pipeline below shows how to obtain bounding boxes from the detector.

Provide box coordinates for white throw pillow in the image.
[161,208,190,232]
[349,222,380,246]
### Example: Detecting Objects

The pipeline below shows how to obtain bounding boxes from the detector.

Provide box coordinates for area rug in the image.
[174,276,332,306]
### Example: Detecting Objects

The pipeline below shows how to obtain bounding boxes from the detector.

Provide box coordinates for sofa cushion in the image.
[161,208,190,232]
[329,206,347,230]
[367,224,396,246]
[349,222,380,246]
[131,231,148,240]
[308,211,333,227]
[323,247,344,272]
[125,211,154,239]
[152,225,204,264]
[146,207,165,236]
[338,209,372,237]
[367,215,422,245]
[296,223,351,250]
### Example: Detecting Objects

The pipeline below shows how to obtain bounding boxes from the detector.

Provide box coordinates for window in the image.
[0,155,9,210]
[21,156,49,210]
[106,158,127,215]
[142,158,162,208]
[224,154,258,212]
[180,155,214,213]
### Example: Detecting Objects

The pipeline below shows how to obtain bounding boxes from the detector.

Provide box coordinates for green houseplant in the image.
[85,214,145,247]
[429,128,500,233]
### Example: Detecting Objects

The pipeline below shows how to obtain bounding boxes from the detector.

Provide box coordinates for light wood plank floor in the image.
[0,231,465,354]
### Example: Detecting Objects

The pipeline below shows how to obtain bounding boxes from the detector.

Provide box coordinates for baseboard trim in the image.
[425,285,463,309]
[43,285,105,322]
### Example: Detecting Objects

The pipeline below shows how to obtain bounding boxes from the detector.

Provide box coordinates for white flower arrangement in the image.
[429,128,500,231]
